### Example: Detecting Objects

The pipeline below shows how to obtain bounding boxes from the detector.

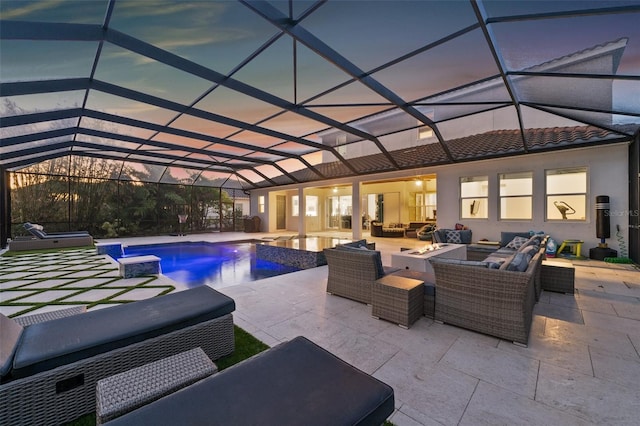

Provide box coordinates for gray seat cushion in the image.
[12,286,235,379]
[0,314,23,380]
[105,336,395,426]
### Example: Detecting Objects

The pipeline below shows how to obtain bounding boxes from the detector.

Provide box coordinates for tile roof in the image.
[283,124,635,184]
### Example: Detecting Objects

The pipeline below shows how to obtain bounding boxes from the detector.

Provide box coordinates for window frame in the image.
[499,171,533,220]
[460,175,488,219]
[545,167,588,222]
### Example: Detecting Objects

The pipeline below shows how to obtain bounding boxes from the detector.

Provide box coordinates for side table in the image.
[541,260,575,294]
[372,274,424,328]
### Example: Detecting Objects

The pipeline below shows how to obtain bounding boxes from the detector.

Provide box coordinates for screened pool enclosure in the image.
[1,1,639,242]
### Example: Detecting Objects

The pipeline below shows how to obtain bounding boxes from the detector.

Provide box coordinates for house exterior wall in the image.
[252,143,628,257]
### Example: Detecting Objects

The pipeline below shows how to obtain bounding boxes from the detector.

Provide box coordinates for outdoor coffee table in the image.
[372,274,424,329]
[390,243,466,283]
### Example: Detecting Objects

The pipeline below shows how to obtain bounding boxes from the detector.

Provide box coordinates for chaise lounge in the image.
[8,222,94,251]
[101,336,395,426]
[0,286,235,426]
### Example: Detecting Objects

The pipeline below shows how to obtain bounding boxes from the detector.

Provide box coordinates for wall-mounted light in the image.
[333,187,338,193]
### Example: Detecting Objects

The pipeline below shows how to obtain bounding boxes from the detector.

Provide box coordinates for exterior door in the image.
[276,195,286,230]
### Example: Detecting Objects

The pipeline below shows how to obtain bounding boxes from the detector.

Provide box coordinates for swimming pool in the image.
[121,241,300,289]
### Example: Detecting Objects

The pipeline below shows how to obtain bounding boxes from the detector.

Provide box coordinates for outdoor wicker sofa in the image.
[0,286,235,426]
[431,234,546,346]
[324,241,400,304]
[101,336,395,426]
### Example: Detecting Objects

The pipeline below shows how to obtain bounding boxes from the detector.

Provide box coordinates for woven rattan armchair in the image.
[0,287,235,426]
[324,246,400,304]
[432,252,543,346]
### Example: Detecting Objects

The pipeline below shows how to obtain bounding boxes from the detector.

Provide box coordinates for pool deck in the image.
[2,231,639,425]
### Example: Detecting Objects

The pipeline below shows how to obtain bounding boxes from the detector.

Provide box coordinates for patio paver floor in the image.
[1,233,638,425]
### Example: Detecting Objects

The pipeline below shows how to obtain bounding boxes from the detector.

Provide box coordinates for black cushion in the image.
[12,286,235,379]
[0,314,23,379]
[105,336,395,426]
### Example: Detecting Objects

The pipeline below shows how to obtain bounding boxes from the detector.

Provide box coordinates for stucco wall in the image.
[252,143,629,257]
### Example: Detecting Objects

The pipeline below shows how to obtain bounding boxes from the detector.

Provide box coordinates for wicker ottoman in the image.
[96,347,217,424]
[541,260,575,294]
[372,274,424,328]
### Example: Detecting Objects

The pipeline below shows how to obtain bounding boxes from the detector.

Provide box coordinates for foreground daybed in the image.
[431,233,546,346]
[102,336,395,426]
[0,286,235,426]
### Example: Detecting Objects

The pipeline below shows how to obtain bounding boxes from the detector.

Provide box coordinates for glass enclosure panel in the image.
[439,106,521,142]
[169,115,241,139]
[373,30,500,102]
[109,0,279,76]
[10,172,69,227]
[95,43,213,105]
[119,162,166,182]
[0,40,98,82]
[490,12,640,76]
[85,91,177,125]
[1,119,79,139]
[80,117,156,139]
[0,1,108,23]
[1,92,86,115]
[13,157,70,176]
[195,86,282,125]
[233,36,294,103]
[302,0,477,72]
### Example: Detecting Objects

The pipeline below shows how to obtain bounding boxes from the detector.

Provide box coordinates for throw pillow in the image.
[506,252,530,272]
[484,255,506,269]
[506,236,528,250]
[519,245,538,260]
[445,230,462,244]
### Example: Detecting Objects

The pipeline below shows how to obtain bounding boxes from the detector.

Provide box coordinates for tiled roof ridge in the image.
[525,37,628,72]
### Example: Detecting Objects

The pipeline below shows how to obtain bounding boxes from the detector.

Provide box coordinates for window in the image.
[499,172,532,220]
[258,195,265,213]
[546,168,587,221]
[418,126,434,140]
[292,195,299,216]
[305,195,318,217]
[460,176,488,219]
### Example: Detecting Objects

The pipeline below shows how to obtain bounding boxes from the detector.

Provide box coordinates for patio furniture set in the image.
[325,232,572,346]
[1,284,395,425]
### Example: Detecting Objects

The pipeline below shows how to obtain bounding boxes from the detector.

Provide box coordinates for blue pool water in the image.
[121,241,300,289]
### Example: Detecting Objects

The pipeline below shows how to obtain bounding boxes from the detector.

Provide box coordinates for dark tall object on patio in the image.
[590,195,617,260]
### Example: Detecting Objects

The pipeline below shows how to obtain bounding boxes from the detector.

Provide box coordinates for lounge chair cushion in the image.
[11,286,235,379]
[0,315,23,378]
[104,336,395,426]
